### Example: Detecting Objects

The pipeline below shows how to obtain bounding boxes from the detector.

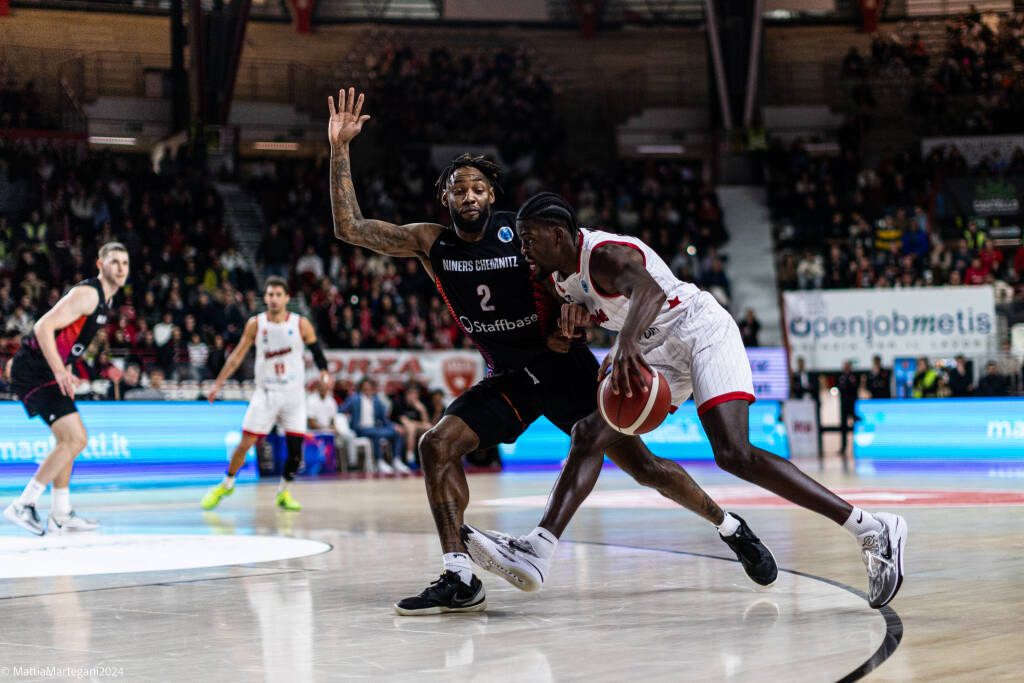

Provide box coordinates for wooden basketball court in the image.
[0,461,1019,681]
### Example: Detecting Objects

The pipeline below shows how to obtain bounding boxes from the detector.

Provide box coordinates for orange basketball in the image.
[597,365,671,435]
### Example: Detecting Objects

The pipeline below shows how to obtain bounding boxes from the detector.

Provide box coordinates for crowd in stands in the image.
[363,43,559,163]
[841,10,1024,136]
[0,74,48,130]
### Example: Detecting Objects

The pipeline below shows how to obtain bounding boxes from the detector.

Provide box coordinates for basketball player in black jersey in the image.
[328,88,775,615]
[3,242,129,535]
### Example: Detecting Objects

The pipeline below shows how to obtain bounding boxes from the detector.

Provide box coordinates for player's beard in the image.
[451,204,491,234]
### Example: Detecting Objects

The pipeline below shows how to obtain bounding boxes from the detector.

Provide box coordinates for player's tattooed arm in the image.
[328,87,442,258]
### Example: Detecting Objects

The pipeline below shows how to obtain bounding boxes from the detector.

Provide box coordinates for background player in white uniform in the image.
[492,192,907,610]
[201,276,332,511]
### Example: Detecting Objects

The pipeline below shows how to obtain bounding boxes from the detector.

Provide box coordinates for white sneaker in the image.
[393,459,412,475]
[4,501,45,536]
[377,459,395,475]
[48,509,100,534]
[460,524,549,592]
[860,511,907,608]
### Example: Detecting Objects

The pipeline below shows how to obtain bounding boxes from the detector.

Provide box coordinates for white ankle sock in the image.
[51,487,72,519]
[221,474,236,490]
[717,512,741,537]
[277,479,289,494]
[18,478,46,507]
[443,552,474,585]
[525,527,558,559]
[842,506,883,538]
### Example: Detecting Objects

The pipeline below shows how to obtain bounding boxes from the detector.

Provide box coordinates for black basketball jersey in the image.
[429,211,555,372]
[25,277,112,365]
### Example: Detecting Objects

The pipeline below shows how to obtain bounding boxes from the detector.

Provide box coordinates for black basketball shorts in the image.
[445,345,600,450]
[10,348,78,426]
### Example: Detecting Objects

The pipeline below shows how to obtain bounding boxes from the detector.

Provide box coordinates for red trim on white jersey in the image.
[697,391,756,416]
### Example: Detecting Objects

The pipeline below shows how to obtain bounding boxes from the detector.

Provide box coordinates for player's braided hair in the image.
[516,192,579,238]
[435,153,502,201]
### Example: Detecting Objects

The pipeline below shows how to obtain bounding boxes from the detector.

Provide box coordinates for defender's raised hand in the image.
[328,87,371,149]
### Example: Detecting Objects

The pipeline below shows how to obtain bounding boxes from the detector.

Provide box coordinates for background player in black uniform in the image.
[3,242,129,535]
[327,88,774,616]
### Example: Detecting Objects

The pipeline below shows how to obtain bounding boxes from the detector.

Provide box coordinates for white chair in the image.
[333,413,373,472]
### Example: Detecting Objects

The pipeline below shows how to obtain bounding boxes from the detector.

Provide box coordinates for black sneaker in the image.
[719,513,778,587]
[394,571,487,616]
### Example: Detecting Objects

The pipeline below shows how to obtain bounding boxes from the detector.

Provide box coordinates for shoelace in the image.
[861,532,894,577]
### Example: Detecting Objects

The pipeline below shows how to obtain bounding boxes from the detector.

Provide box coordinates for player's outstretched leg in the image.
[394,416,486,616]
[201,433,259,510]
[463,413,777,590]
[700,399,906,607]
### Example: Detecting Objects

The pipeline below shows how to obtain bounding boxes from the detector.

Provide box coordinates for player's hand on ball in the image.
[599,341,651,398]
[559,303,591,338]
[327,87,371,148]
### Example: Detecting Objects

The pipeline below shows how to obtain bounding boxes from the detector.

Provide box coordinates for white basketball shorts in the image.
[241,386,308,437]
[641,291,755,415]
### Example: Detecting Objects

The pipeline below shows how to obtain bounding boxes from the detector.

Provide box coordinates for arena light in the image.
[252,141,299,151]
[636,144,685,155]
[88,136,137,146]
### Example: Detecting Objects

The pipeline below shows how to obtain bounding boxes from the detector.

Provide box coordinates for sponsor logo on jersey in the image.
[458,313,539,334]
[591,309,609,325]
[642,326,660,340]
[71,343,85,357]
[497,226,514,243]
[264,347,293,359]
[96,314,108,324]
[442,256,519,272]
[582,281,589,293]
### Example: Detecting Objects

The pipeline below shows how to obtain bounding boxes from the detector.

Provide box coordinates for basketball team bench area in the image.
[0,399,1021,681]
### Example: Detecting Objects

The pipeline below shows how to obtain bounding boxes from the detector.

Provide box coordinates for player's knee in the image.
[63,429,88,454]
[418,429,452,467]
[569,420,601,456]
[713,441,755,477]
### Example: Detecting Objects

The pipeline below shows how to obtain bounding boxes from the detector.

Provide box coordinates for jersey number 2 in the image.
[477,284,495,311]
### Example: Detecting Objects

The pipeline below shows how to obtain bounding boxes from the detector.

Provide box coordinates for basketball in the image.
[597,366,671,435]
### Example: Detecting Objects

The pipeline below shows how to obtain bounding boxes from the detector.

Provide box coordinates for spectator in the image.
[187,333,210,380]
[976,361,1010,397]
[259,223,291,280]
[737,309,760,347]
[428,389,447,425]
[790,356,818,401]
[125,367,168,400]
[390,385,432,468]
[797,251,824,289]
[307,376,338,432]
[836,360,860,459]
[206,334,227,378]
[340,378,407,474]
[865,355,891,399]
[912,357,939,398]
[946,355,973,397]
[295,244,325,283]
[109,363,143,401]
[841,47,867,79]
[964,257,988,285]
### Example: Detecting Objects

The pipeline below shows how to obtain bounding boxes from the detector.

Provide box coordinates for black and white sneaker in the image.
[461,524,548,592]
[860,511,907,609]
[4,501,45,536]
[719,513,778,587]
[48,510,100,534]
[394,571,487,616]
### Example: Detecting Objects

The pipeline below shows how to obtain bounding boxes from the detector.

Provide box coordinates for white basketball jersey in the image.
[253,312,305,392]
[551,228,700,345]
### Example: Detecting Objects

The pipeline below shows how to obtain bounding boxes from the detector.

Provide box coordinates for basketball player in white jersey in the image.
[471,193,908,610]
[201,276,332,511]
